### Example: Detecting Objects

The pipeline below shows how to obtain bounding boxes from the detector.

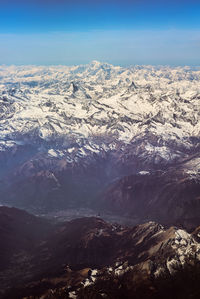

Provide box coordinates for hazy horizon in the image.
[0,60,200,68]
[0,0,200,66]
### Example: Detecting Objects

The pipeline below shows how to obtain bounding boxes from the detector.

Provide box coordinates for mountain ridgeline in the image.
[1,206,200,299]
[0,62,200,228]
[0,62,200,298]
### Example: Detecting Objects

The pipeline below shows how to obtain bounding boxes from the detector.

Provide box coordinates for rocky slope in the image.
[1,207,200,298]
[101,152,200,230]
[0,62,199,224]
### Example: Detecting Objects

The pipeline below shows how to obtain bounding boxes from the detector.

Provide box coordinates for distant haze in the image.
[0,0,199,66]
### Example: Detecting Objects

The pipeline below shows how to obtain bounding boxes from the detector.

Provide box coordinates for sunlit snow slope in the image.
[0,61,199,158]
[0,61,199,219]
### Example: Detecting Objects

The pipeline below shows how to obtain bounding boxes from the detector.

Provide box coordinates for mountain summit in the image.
[0,62,199,227]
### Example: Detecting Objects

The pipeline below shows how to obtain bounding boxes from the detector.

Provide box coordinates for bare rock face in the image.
[1,207,200,298]
[0,63,200,298]
[101,154,200,230]
[0,62,200,215]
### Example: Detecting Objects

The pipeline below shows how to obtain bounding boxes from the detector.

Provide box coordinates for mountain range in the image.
[1,206,200,299]
[0,61,200,298]
[0,61,199,229]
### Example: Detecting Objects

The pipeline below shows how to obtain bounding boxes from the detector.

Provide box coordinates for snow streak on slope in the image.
[0,61,199,164]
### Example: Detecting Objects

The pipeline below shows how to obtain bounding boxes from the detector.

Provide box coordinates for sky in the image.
[0,0,200,66]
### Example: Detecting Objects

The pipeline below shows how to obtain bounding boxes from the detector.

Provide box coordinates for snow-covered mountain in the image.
[0,61,199,159]
[0,61,200,218]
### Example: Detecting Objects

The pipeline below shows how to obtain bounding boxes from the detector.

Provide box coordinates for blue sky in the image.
[0,0,200,65]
